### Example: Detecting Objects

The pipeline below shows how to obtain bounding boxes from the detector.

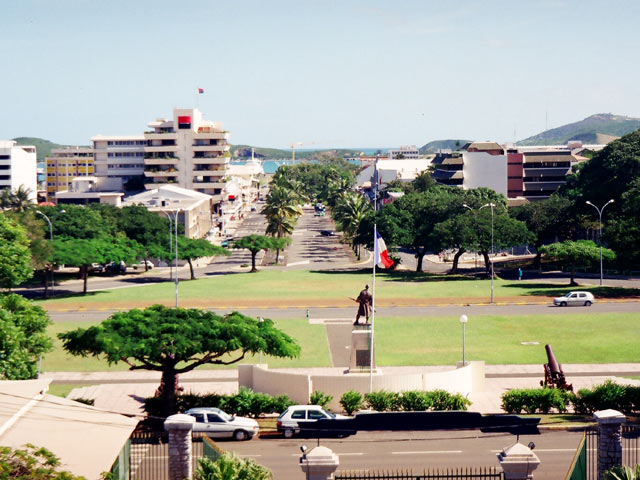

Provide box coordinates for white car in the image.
[277,405,349,438]
[553,291,595,307]
[185,408,259,441]
[131,260,154,270]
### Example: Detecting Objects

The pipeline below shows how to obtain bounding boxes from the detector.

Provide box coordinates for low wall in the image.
[238,362,485,412]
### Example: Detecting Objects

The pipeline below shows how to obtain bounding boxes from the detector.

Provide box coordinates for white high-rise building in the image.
[143,108,230,207]
[91,135,147,191]
[0,140,37,201]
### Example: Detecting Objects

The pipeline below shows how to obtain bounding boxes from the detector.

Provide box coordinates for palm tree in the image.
[0,188,12,210]
[8,185,34,212]
[333,191,372,259]
[261,184,302,264]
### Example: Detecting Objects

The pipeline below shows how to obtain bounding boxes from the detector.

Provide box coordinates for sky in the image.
[2,0,640,149]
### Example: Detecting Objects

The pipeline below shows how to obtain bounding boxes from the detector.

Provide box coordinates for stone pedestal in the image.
[497,442,540,479]
[300,446,340,480]
[594,409,626,480]
[348,326,376,373]
[164,413,195,480]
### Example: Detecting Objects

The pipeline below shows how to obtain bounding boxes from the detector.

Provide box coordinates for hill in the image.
[12,137,65,163]
[419,139,471,154]
[231,144,364,160]
[517,113,640,146]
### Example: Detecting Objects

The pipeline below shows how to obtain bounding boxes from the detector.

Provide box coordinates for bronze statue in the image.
[352,284,372,325]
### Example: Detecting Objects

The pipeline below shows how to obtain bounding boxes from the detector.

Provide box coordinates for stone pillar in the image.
[164,413,195,480]
[300,446,340,480]
[348,327,376,373]
[497,442,540,479]
[594,409,626,480]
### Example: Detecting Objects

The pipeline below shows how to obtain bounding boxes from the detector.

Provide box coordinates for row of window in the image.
[47,163,93,167]
[108,164,144,169]
[106,140,147,146]
[108,152,145,158]
[47,172,91,177]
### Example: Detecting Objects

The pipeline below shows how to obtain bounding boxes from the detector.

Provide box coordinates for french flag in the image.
[198,88,204,94]
[375,231,394,269]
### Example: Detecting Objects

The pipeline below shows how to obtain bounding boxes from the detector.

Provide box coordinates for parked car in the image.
[105,261,127,274]
[185,408,259,441]
[277,405,349,438]
[320,230,335,236]
[131,260,154,270]
[88,263,104,273]
[553,291,595,307]
[314,211,326,217]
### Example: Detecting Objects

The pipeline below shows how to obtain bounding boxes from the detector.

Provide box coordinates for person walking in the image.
[353,284,373,325]
[518,267,523,281]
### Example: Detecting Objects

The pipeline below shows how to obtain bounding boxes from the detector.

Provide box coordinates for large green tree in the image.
[58,305,301,416]
[232,235,285,272]
[262,181,303,264]
[177,237,229,279]
[0,213,33,289]
[0,294,53,379]
[539,240,615,285]
[332,191,372,259]
[115,204,171,270]
[606,178,640,266]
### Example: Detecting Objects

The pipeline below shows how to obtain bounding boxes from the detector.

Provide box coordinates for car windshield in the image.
[321,408,336,418]
[217,411,233,422]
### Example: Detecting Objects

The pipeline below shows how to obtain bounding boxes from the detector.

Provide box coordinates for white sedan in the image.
[185,408,259,441]
[553,291,595,307]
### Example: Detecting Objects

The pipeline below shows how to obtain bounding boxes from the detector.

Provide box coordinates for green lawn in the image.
[375,312,640,365]
[42,317,331,373]
[36,270,639,307]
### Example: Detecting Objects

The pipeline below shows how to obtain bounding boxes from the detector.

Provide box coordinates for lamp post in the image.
[480,203,495,304]
[160,207,180,307]
[586,199,614,286]
[35,210,54,297]
[459,314,468,366]
[159,210,173,281]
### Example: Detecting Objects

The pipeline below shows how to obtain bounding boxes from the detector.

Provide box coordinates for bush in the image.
[271,394,295,414]
[400,391,433,411]
[195,454,273,480]
[429,390,471,411]
[364,390,401,412]
[501,388,571,414]
[571,381,637,414]
[309,390,333,409]
[340,390,363,415]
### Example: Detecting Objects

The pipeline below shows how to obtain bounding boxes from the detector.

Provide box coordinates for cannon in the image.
[540,344,573,391]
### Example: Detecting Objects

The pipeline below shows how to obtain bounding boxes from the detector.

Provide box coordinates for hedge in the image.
[342,389,470,414]
[501,381,640,415]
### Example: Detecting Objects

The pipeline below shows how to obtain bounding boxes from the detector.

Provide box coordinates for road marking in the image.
[490,448,576,453]
[288,260,310,266]
[392,450,462,455]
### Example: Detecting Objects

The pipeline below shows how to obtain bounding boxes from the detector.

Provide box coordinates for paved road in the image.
[224,429,582,480]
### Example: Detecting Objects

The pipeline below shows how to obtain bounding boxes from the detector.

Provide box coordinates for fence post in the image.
[594,409,626,479]
[164,413,195,480]
[497,442,540,479]
[300,446,339,480]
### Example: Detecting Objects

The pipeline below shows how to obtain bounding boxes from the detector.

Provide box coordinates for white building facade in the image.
[91,135,147,191]
[0,140,37,201]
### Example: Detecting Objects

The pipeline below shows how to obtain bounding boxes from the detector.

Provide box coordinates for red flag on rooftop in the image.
[198,88,204,94]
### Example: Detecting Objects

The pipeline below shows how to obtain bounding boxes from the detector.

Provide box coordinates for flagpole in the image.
[370,223,376,393]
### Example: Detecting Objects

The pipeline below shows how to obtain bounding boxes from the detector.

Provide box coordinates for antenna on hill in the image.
[545,107,549,132]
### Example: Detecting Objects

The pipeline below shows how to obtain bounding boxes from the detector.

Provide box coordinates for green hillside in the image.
[12,137,64,163]
[419,139,471,154]
[517,113,640,146]
[231,144,364,160]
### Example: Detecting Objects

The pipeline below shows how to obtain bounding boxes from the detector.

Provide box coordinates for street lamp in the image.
[160,207,181,307]
[35,210,54,297]
[462,204,479,270]
[480,203,495,304]
[459,314,468,366]
[159,210,173,281]
[258,316,264,364]
[586,199,614,286]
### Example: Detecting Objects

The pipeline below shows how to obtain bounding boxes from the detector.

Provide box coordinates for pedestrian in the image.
[518,267,523,281]
[352,284,373,325]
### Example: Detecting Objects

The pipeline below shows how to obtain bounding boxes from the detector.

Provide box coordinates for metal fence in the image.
[335,467,503,480]
[622,425,640,470]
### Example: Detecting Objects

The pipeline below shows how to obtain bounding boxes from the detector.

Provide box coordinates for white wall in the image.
[0,142,37,201]
[462,152,507,195]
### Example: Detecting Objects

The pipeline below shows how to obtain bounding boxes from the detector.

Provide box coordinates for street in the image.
[223,429,583,480]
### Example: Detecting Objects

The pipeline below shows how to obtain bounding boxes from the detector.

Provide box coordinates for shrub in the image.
[501,387,570,414]
[309,390,333,409]
[71,397,94,406]
[340,390,363,415]
[429,390,471,411]
[571,381,635,414]
[400,390,433,411]
[195,454,273,480]
[603,464,640,480]
[271,394,294,414]
[364,390,401,412]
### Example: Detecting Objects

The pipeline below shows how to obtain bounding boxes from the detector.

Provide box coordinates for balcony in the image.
[192,144,230,153]
[144,132,177,140]
[193,131,230,140]
[191,181,226,189]
[523,181,565,191]
[144,170,179,178]
[192,157,228,165]
[192,168,224,174]
[144,157,178,165]
[145,145,178,153]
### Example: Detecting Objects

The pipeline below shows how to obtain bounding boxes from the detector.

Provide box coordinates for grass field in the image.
[36,270,640,309]
[43,311,639,372]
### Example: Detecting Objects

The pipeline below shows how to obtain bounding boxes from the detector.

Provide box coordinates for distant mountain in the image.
[12,137,65,163]
[517,113,640,146]
[231,144,364,160]
[419,139,471,154]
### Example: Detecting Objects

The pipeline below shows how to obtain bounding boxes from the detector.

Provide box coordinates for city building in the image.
[91,135,147,191]
[431,141,602,203]
[45,146,94,201]
[123,185,215,239]
[387,145,420,159]
[357,157,433,190]
[143,108,230,211]
[55,177,123,206]
[0,140,37,201]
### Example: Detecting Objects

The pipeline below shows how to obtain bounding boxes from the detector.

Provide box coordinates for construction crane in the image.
[290,141,316,164]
